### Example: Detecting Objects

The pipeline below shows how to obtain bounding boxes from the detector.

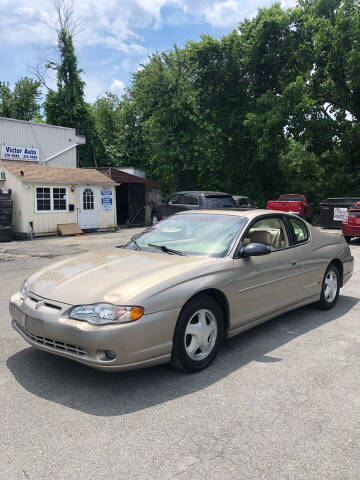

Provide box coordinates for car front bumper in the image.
[10,292,180,371]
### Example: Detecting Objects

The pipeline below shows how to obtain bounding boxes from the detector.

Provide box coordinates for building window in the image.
[36,187,51,211]
[53,188,67,211]
[83,188,94,210]
[35,186,68,213]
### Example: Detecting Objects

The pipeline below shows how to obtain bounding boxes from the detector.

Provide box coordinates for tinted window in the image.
[169,194,181,205]
[205,196,236,208]
[289,217,309,244]
[279,195,305,202]
[237,198,249,206]
[181,195,199,206]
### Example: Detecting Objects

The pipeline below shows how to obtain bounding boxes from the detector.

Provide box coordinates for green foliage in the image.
[0,77,41,121]
[44,29,97,166]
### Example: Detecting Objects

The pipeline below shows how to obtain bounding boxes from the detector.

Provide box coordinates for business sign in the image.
[1,145,39,161]
[333,207,348,221]
[101,188,113,212]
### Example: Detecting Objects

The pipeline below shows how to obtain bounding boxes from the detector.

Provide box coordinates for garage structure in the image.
[1,163,117,236]
[97,167,161,226]
[0,117,117,237]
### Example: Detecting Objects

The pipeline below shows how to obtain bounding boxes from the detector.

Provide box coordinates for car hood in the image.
[27,247,216,306]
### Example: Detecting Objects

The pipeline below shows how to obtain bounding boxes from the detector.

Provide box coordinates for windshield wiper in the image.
[147,243,185,256]
[130,235,142,251]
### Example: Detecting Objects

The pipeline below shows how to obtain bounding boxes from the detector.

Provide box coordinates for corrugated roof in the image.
[3,162,117,185]
[98,167,160,189]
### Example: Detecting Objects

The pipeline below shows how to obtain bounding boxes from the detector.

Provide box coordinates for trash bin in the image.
[319,197,360,228]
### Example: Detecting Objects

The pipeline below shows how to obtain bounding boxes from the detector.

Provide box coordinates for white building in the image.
[0,117,117,237]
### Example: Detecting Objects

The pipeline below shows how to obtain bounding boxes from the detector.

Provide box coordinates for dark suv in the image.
[151,191,237,224]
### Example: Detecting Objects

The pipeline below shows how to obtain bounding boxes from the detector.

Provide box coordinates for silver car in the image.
[9,210,354,372]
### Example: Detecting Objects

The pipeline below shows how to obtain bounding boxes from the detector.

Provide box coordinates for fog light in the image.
[105,350,116,360]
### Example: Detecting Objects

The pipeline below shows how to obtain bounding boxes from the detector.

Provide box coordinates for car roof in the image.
[174,191,233,196]
[177,209,286,219]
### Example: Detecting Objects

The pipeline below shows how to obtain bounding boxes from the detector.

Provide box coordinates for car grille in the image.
[14,321,86,356]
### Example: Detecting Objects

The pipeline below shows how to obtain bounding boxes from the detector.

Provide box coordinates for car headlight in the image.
[20,280,29,300]
[69,303,145,325]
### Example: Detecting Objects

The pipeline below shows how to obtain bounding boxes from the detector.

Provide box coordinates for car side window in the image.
[181,195,199,206]
[169,194,181,205]
[242,217,289,251]
[289,217,309,244]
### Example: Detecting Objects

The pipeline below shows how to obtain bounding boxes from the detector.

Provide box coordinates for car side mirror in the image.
[235,243,271,258]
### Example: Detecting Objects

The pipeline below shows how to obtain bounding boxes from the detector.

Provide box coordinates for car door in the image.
[285,216,321,302]
[231,215,303,328]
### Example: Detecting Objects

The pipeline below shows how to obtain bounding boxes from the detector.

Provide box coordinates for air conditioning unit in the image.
[0,171,5,181]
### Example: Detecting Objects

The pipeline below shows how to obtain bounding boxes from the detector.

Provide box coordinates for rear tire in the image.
[314,264,340,310]
[344,236,352,243]
[170,295,224,373]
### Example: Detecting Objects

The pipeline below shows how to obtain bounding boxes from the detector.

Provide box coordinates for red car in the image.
[267,194,313,222]
[342,201,360,243]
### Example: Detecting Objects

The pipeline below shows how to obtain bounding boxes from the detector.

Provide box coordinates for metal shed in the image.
[97,167,161,226]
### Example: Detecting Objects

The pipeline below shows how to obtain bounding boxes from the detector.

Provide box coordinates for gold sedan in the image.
[9,210,353,372]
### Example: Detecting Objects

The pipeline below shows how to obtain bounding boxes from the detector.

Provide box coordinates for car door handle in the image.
[291,260,297,266]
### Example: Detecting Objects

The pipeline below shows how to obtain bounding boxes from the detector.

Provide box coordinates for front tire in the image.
[314,264,340,310]
[151,212,159,225]
[344,235,352,243]
[171,295,224,373]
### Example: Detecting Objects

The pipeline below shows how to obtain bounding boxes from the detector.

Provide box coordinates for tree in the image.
[0,77,41,121]
[43,0,96,166]
[12,77,41,121]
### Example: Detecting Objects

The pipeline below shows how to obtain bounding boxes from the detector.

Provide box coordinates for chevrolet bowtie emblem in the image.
[34,301,44,310]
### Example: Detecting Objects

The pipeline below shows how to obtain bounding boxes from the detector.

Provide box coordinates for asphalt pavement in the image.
[1,229,359,480]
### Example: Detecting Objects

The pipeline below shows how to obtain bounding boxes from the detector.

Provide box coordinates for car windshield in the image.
[124,213,248,257]
[205,196,237,208]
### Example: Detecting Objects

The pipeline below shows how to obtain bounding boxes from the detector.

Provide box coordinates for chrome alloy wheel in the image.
[324,270,338,302]
[184,309,218,361]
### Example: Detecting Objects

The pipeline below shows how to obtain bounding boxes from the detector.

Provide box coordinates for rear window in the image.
[205,196,236,208]
[279,195,305,202]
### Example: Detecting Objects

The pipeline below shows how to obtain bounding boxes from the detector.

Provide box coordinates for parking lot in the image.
[1,229,360,480]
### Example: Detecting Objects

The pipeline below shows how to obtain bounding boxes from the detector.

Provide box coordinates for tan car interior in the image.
[243,217,289,250]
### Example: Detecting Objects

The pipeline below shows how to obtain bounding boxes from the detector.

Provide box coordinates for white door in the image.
[78,186,99,229]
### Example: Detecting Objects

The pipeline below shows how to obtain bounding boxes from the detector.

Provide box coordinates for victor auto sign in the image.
[1,145,39,161]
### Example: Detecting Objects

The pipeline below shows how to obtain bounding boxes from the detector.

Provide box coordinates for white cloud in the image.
[200,0,245,27]
[109,78,126,95]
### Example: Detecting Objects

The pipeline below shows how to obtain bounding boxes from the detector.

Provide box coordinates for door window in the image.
[243,217,289,250]
[83,188,94,210]
[169,194,181,205]
[181,194,199,206]
[289,217,309,244]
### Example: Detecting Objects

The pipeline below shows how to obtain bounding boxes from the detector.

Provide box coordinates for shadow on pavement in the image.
[7,295,358,417]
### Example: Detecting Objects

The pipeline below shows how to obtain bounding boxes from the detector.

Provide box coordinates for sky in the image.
[0,0,297,102]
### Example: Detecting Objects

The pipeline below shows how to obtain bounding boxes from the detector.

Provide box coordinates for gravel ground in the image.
[1,228,359,480]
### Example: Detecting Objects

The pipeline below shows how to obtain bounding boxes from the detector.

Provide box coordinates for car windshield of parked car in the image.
[205,196,237,208]
[125,213,248,257]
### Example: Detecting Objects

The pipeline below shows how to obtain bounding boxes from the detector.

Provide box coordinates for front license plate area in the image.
[25,317,44,337]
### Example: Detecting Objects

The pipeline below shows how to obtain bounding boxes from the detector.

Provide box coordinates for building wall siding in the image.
[21,183,117,235]
[0,118,78,168]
